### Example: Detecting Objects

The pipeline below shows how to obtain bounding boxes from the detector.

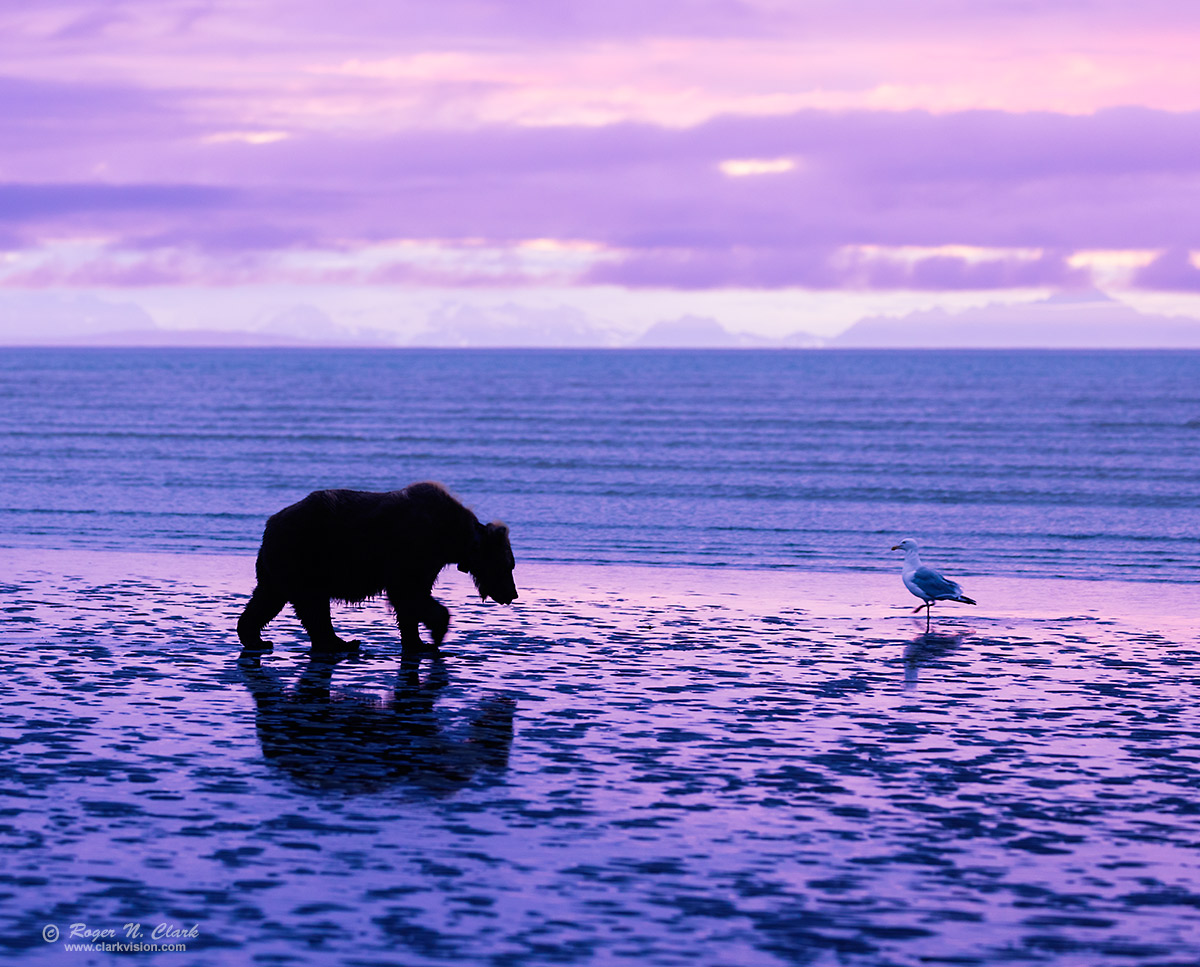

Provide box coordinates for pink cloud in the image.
[7,1,1199,134]
[362,262,547,288]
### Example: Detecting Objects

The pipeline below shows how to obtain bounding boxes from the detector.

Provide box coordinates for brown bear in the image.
[237,482,517,655]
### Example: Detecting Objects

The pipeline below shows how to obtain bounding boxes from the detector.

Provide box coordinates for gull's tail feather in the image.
[954,595,977,606]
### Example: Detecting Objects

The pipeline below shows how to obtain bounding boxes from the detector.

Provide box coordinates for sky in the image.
[2,0,1200,343]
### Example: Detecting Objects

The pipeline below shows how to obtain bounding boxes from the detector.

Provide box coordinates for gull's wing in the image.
[909,566,963,600]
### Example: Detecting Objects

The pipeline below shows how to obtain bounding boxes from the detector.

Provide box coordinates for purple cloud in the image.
[24,0,1200,45]
[160,107,1200,190]
[1132,249,1200,291]
[899,252,1090,290]
[6,108,1199,258]
[0,183,234,219]
[0,76,168,128]
[586,247,1090,291]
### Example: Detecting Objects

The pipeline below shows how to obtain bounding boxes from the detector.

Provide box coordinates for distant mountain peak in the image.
[832,290,1200,348]
[633,314,820,349]
[1038,287,1118,306]
[634,315,740,348]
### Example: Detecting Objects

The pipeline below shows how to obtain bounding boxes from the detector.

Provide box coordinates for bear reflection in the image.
[239,656,514,796]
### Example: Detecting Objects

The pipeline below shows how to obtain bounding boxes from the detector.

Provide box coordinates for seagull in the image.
[891,539,976,631]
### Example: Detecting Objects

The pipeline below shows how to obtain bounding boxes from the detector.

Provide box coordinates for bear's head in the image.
[460,521,518,604]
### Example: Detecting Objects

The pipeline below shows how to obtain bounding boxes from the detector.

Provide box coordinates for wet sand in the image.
[3,549,1200,965]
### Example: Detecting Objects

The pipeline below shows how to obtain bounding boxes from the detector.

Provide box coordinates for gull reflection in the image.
[903,631,965,689]
[238,654,514,796]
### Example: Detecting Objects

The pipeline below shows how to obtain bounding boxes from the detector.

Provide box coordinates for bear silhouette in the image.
[237,482,516,655]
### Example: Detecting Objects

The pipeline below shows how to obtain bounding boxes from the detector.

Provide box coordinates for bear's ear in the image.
[485,521,509,540]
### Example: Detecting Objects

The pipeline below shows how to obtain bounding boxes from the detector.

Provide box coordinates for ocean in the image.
[6,348,1200,965]
[2,347,1198,582]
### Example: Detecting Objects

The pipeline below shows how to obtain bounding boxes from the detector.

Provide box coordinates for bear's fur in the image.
[237,482,517,654]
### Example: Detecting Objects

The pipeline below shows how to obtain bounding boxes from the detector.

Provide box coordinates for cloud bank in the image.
[0,0,1198,341]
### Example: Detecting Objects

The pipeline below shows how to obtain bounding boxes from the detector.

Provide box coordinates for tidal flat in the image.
[2,550,1200,966]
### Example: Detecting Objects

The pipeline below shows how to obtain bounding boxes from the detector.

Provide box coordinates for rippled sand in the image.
[3,550,1200,965]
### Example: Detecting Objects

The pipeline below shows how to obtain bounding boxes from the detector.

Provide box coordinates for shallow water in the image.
[3,552,1199,965]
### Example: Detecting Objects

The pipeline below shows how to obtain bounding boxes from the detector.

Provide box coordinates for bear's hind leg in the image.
[238,584,286,653]
[292,595,356,654]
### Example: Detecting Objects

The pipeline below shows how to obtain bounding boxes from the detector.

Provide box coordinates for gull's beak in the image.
[891,544,901,550]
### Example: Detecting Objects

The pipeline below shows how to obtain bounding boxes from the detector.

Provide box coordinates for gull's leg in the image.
[925,602,932,632]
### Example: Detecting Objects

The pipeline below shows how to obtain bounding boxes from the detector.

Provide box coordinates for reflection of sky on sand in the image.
[3,550,1200,965]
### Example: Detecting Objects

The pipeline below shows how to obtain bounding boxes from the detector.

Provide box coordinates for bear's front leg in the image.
[387,590,431,656]
[420,598,450,649]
